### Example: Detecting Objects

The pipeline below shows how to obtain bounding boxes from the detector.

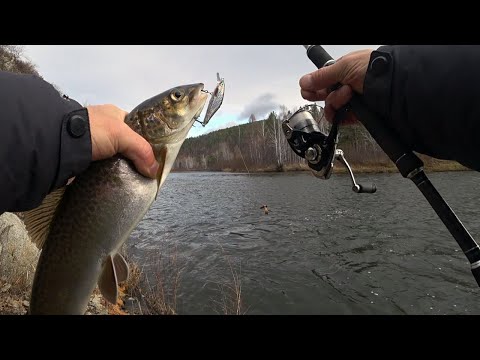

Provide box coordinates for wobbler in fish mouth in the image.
[199,72,225,127]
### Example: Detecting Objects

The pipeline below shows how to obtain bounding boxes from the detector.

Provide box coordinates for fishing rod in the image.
[281,45,480,288]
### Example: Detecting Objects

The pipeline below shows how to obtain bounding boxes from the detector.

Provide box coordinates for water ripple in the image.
[127,171,480,314]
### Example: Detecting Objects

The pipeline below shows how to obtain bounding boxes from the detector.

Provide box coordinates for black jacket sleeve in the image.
[0,71,92,213]
[362,45,480,172]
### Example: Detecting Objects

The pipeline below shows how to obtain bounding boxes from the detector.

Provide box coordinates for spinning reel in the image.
[282,104,376,194]
[282,45,480,288]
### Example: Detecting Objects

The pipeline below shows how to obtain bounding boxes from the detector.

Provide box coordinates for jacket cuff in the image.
[52,107,92,189]
[363,46,395,120]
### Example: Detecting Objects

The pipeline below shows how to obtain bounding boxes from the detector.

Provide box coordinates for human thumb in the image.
[299,61,344,92]
[117,124,159,179]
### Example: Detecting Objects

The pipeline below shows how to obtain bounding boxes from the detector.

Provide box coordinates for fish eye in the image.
[170,89,184,101]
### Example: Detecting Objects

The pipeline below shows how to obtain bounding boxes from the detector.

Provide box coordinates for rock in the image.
[123,296,143,315]
[0,295,27,315]
[91,294,103,308]
[1,283,11,293]
[86,293,108,315]
[22,300,29,307]
[0,212,39,293]
[10,298,19,309]
[124,297,137,307]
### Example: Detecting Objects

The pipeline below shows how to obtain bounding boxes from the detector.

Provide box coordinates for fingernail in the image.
[149,162,160,178]
[300,74,313,89]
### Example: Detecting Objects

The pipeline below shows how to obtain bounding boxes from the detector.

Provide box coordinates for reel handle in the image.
[354,183,377,194]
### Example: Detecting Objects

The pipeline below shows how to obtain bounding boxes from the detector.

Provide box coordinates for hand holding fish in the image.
[24,79,225,315]
[87,104,159,179]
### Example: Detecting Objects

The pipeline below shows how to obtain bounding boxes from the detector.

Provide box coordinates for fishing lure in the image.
[200,72,225,127]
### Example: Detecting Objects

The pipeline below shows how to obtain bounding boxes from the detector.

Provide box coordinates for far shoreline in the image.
[172,160,471,175]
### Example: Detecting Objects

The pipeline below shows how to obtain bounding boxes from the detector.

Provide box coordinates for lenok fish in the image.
[22,82,216,315]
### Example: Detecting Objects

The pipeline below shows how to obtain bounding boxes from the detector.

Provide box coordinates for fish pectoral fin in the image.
[154,146,168,200]
[113,253,129,283]
[98,255,119,305]
[22,186,66,250]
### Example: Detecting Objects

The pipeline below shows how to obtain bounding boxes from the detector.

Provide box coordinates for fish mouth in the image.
[191,83,209,120]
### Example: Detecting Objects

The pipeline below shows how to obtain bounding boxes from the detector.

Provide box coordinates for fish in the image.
[22,83,209,315]
[201,72,225,127]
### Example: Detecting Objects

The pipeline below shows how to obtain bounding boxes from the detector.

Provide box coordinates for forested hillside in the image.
[174,106,465,173]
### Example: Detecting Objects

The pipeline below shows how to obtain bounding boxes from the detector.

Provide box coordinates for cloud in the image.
[23,45,381,118]
[237,93,280,121]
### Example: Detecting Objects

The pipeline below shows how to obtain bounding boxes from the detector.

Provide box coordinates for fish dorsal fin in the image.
[22,187,66,250]
[113,253,129,283]
[98,255,118,305]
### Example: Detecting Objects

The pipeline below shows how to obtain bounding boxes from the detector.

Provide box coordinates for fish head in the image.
[126,83,208,188]
[128,83,208,144]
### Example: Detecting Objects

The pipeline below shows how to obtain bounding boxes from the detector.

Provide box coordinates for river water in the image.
[128,170,480,315]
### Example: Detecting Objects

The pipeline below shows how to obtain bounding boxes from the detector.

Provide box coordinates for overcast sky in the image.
[23,45,380,138]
